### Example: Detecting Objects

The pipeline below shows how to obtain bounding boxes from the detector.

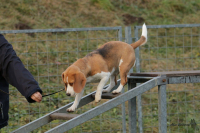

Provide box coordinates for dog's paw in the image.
[67,106,76,112]
[112,90,121,94]
[95,98,101,103]
[95,91,102,102]
[95,93,101,103]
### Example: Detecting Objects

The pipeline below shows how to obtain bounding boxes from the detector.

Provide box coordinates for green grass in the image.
[1,0,200,30]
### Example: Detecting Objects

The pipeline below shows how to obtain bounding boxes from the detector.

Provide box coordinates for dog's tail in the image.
[131,23,147,49]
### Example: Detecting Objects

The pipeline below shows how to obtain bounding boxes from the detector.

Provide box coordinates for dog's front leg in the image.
[95,76,110,103]
[67,90,84,112]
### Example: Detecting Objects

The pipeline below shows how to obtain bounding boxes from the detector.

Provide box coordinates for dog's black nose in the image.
[66,93,71,96]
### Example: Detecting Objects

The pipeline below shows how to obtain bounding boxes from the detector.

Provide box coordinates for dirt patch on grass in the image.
[122,13,145,25]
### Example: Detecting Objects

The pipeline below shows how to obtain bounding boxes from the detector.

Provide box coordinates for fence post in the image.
[158,84,167,133]
[119,27,127,133]
[126,26,140,132]
[134,26,143,133]
[134,27,140,73]
[128,79,137,133]
[125,26,133,73]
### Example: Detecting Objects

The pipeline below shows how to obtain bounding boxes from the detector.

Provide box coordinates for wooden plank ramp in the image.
[50,93,121,121]
[50,113,79,120]
[130,70,200,77]
[91,92,121,99]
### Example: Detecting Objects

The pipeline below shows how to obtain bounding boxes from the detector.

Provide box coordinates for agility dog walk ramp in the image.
[11,79,122,133]
[12,70,200,133]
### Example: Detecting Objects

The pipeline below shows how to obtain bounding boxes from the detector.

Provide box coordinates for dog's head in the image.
[62,66,86,96]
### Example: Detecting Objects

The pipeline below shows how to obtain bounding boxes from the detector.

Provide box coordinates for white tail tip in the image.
[141,23,147,39]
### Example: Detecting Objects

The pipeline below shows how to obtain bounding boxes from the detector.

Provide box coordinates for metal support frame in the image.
[13,77,159,133]
[134,24,200,30]
[125,26,133,74]
[128,79,137,133]
[119,27,127,133]
[126,25,144,133]
[45,77,159,133]
[158,84,167,133]
[12,80,121,133]
[0,27,122,34]
[158,76,167,133]
[12,74,200,133]
[134,26,143,133]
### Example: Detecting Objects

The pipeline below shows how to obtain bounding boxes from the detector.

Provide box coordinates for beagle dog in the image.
[62,23,147,112]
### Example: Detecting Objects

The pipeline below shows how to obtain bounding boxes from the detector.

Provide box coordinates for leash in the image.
[0,89,13,96]
[0,88,65,97]
[42,88,65,97]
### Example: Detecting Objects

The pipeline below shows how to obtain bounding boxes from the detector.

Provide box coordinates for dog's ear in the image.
[74,72,86,93]
[62,72,68,91]
[62,73,65,82]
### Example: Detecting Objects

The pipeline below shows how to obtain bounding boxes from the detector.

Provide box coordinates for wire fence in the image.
[0,27,126,133]
[1,24,200,133]
[134,24,200,133]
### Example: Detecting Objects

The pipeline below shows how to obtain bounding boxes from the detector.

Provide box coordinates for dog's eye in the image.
[69,83,73,86]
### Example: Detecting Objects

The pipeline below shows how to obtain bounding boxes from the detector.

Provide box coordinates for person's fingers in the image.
[34,95,41,102]
[31,95,38,102]
[31,92,42,102]
[34,93,42,102]
[32,95,39,102]
[35,92,42,100]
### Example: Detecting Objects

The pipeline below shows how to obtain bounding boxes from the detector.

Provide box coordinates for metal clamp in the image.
[157,76,168,85]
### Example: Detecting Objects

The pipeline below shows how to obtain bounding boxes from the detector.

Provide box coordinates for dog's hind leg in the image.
[67,89,84,112]
[102,75,116,93]
[112,71,127,94]
[112,60,133,94]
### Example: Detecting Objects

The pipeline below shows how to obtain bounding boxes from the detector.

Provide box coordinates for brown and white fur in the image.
[62,23,147,112]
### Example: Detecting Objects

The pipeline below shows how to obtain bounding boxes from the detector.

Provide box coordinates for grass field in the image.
[0,0,200,132]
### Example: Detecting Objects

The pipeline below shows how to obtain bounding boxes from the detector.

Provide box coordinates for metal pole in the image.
[128,79,137,133]
[119,27,127,133]
[125,26,133,73]
[158,84,167,133]
[137,93,142,133]
[135,26,143,133]
[121,88,126,133]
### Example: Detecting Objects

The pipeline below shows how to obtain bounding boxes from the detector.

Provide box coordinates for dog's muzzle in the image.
[66,93,71,96]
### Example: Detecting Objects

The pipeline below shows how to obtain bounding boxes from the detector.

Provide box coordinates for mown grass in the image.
[0,0,200,133]
[0,0,200,30]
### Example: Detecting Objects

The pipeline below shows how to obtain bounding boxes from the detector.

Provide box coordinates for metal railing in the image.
[12,71,200,133]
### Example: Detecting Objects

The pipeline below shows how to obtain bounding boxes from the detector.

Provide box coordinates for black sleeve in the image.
[0,34,43,103]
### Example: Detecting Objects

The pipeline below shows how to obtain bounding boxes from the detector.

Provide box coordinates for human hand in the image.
[31,92,42,102]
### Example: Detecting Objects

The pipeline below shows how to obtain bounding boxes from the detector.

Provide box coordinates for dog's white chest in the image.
[87,71,111,83]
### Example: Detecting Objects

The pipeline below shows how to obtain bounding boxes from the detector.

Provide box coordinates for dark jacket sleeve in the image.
[0,34,42,103]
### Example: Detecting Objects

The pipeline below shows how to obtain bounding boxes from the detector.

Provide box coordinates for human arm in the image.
[0,34,42,103]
